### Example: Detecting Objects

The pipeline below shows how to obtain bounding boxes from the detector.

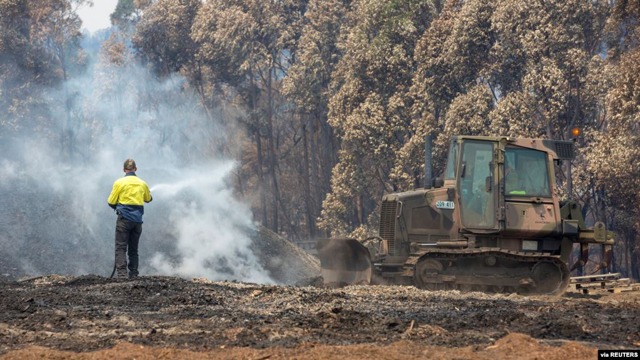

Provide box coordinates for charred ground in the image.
[1,228,637,358]
[0,274,638,359]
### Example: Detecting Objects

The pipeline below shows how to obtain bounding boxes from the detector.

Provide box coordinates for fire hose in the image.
[109,261,116,279]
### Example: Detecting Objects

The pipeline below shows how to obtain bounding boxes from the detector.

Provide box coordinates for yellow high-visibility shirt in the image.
[108,174,152,206]
[108,173,152,223]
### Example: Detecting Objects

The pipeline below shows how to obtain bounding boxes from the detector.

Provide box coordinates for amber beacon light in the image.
[571,127,581,137]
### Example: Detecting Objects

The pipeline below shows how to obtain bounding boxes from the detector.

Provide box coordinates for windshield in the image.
[504,148,551,197]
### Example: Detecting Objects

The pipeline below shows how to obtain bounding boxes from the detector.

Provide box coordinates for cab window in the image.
[445,141,458,180]
[504,148,551,197]
[459,141,494,228]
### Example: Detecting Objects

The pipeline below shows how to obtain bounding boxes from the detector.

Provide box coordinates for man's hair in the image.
[123,159,137,171]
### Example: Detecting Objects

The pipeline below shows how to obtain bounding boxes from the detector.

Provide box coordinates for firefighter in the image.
[107,159,152,279]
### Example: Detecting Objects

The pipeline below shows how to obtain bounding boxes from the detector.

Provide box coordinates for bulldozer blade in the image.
[316,238,372,286]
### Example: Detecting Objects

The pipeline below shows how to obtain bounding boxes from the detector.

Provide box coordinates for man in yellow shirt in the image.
[107,159,153,279]
[505,166,527,195]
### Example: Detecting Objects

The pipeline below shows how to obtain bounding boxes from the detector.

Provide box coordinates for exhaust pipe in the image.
[425,134,433,189]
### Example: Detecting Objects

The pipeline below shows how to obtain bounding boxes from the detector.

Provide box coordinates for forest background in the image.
[1,0,639,280]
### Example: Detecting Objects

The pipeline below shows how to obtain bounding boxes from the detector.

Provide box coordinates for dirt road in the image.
[1,275,638,359]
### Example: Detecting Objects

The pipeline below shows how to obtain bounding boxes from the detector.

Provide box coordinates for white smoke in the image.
[145,163,273,283]
[0,34,274,284]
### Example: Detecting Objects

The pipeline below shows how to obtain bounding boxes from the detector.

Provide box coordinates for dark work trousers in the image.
[115,216,142,278]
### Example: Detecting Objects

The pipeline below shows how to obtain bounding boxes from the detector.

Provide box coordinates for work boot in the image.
[128,265,138,279]
[128,256,138,278]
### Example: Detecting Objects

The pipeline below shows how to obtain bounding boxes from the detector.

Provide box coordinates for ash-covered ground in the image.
[0,274,639,359]
[1,228,638,359]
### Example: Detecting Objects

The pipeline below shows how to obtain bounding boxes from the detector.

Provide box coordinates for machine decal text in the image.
[436,201,455,209]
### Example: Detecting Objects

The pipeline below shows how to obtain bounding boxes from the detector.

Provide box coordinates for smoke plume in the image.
[0,34,274,284]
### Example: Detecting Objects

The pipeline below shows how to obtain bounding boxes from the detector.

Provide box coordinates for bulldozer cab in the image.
[450,137,556,232]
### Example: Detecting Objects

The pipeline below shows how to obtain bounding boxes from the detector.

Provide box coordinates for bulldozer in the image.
[317,135,614,295]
